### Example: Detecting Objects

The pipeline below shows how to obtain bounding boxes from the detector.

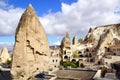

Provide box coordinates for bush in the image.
[70,62,78,68]
[63,62,78,68]
[63,62,70,68]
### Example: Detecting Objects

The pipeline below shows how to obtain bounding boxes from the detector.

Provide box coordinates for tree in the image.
[100,67,113,78]
[72,50,78,58]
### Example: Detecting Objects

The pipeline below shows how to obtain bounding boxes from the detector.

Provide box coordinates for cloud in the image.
[0,0,120,38]
[40,0,120,37]
[0,0,24,36]
[0,42,14,52]
[0,0,7,7]
[52,40,61,45]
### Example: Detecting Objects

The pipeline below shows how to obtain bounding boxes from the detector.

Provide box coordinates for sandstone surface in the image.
[0,46,10,63]
[11,4,50,80]
[84,24,120,58]
[72,35,78,45]
[60,33,71,53]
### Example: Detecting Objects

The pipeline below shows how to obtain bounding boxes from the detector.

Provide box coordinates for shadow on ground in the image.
[0,70,12,80]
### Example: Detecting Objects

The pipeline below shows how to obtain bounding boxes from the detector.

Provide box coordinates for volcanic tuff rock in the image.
[61,32,71,48]
[84,27,95,44]
[0,46,10,63]
[61,32,71,53]
[83,24,120,58]
[11,4,50,80]
[72,35,78,45]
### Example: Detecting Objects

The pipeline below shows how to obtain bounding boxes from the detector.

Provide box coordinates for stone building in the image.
[49,46,61,70]
[104,55,120,65]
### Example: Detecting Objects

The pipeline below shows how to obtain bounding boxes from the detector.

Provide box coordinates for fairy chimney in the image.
[72,35,78,45]
[11,4,50,80]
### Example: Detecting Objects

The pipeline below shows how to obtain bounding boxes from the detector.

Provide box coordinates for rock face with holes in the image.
[83,24,120,58]
[11,4,50,80]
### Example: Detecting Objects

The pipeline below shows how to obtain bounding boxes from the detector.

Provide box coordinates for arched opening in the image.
[114,53,116,55]
[64,55,68,59]
[86,48,89,52]
[108,48,110,52]
[89,53,92,57]
[98,61,101,65]
[78,51,82,54]
[71,59,76,63]
[79,55,83,57]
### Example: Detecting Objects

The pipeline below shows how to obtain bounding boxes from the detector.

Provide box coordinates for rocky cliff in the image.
[83,24,120,57]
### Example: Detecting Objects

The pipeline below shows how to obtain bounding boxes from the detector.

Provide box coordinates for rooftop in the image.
[53,70,96,80]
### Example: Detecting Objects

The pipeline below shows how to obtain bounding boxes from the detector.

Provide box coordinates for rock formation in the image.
[96,29,113,58]
[83,24,120,58]
[11,4,50,80]
[61,32,71,53]
[84,27,95,44]
[0,46,10,63]
[72,35,78,45]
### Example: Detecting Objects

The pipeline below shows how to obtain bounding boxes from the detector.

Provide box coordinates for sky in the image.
[0,0,120,50]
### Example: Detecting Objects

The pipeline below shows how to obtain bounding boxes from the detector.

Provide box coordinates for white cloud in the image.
[0,0,13,9]
[0,42,14,51]
[0,0,120,38]
[40,0,120,37]
[0,1,24,36]
[52,40,61,45]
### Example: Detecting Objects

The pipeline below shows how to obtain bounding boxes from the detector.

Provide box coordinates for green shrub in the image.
[70,62,78,68]
[63,62,78,68]
[63,62,70,68]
